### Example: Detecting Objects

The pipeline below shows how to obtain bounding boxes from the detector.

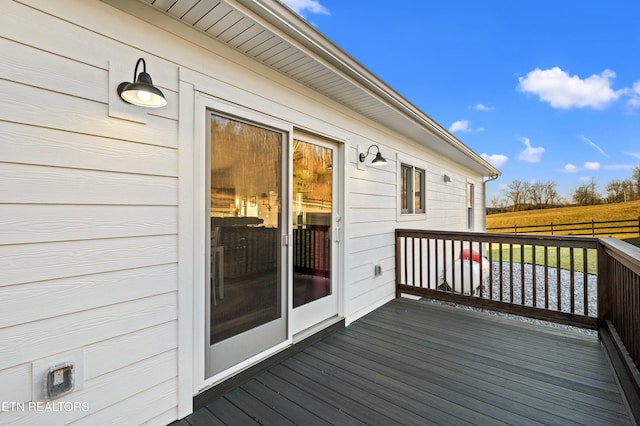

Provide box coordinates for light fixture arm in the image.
[359,144,387,166]
[359,144,381,162]
[131,58,146,83]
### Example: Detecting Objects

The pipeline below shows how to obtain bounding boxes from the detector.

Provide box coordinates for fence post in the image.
[596,241,610,327]
[513,224,517,235]
[551,222,554,236]
[638,216,640,237]
[592,219,595,236]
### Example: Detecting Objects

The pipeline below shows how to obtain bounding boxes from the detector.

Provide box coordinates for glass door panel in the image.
[206,112,286,377]
[293,139,333,307]
[291,135,339,334]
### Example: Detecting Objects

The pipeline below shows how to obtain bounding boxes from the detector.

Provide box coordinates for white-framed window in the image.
[467,182,475,230]
[400,163,425,215]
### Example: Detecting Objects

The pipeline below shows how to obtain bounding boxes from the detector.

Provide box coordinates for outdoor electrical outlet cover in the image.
[45,363,74,399]
[32,349,84,402]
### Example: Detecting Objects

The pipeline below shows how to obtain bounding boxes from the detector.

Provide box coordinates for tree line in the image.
[490,165,640,212]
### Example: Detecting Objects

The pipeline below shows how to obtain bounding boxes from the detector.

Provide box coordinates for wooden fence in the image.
[487,217,640,237]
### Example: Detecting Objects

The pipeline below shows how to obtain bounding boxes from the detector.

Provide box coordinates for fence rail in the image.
[487,217,640,237]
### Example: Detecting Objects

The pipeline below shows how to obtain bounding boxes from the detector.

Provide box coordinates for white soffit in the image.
[136,0,499,176]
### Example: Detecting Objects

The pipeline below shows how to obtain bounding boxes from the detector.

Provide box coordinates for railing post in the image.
[395,230,401,298]
[597,241,610,327]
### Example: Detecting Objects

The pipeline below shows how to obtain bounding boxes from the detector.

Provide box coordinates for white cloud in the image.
[474,103,493,111]
[449,120,472,133]
[603,164,635,170]
[578,134,607,157]
[625,151,640,160]
[584,161,601,170]
[563,163,578,173]
[518,67,622,109]
[517,137,545,163]
[481,153,508,168]
[627,81,640,108]
[280,0,330,16]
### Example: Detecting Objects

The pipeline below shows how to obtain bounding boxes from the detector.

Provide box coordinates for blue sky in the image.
[280,0,640,202]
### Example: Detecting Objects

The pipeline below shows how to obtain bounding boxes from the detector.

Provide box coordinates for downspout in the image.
[482,174,500,231]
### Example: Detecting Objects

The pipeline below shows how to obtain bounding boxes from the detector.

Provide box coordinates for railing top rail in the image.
[599,237,640,276]
[396,229,599,248]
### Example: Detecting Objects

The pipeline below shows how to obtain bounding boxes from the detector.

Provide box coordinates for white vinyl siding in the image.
[0,1,179,424]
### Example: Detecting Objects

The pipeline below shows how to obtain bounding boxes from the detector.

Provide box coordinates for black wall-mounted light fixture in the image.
[117,58,167,108]
[444,174,452,183]
[359,144,387,166]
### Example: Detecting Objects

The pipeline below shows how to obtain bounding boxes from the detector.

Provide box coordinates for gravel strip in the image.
[421,261,598,337]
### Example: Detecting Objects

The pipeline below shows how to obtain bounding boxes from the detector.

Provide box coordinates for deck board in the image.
[180,298,632,425]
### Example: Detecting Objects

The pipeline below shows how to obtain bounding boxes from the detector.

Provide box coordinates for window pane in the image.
[467,183,474,229]
[414,168,424,213]
[401,164,412,213]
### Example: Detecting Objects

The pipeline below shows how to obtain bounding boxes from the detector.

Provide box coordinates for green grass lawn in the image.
[489,244,597,275]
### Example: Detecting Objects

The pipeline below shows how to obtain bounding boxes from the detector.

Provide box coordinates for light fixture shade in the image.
[371,151,387,166]
[117,58,167,108]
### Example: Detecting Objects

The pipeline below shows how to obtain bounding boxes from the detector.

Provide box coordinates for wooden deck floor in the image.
[177,298,632,425]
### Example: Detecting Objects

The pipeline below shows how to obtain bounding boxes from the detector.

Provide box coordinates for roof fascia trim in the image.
[231,0,500,176]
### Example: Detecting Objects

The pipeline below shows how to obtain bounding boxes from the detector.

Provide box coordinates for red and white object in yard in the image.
[445,249,490,295]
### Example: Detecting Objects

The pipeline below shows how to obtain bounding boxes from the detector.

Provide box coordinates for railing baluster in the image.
[442,239,447,292]
[583,248,588,315]
[544,246,549,309]
[478,241,484,298]
[488,242,493,300]
[451,239,457,293]
[403,236,408,286]
[468,240,473,295]
[532,245,537,308]
[556,247,562,311]
[509,243,514,304]
[436,239,441,290]
[520,244,525,305]
[427,238,431,289]
[411,237,416,286]
[570,247,575,314]
[499,243,504,302]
